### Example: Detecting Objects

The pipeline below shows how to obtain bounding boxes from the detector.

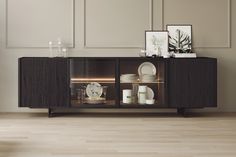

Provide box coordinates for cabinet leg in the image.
[48,108,53,118]
[177,108,186,117]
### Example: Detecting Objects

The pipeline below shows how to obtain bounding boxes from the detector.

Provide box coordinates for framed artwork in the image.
[145,31,169,57]
[167,25,192,53]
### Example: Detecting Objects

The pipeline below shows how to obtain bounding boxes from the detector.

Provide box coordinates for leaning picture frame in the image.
[145,31,169,57]
[166,24,192,54]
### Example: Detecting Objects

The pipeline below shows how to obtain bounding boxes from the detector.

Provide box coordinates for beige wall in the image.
[0,0,235,112]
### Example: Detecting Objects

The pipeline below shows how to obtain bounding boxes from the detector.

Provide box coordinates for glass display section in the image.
[70,58,117,108]
[119,58,167,108]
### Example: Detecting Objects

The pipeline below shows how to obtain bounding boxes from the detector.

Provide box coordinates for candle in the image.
[57,38,62,57]
[49,41,53,58]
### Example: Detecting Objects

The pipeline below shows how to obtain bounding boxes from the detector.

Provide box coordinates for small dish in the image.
[146,99,155,105]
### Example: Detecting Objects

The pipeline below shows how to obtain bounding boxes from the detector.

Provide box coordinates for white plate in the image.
[137,87,154,100]
[140,74,156,83]
[141,79,156,83]
[86,82,103,99]
[138,62,156,76]
[146,87,154,100]
[121,74,137,77]
[121,74,138,79]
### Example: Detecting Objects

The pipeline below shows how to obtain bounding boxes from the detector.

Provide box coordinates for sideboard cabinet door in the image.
[49,58,70,107]
[19,58,69,108]
[168,58,217,108]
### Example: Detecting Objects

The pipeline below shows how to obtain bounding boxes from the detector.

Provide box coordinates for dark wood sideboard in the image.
[19,57,217,117]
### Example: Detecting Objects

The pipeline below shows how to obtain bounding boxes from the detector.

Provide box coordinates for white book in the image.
[174,53,197,58]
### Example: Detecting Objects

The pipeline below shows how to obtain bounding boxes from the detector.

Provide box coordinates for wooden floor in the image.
[0,112,236,157]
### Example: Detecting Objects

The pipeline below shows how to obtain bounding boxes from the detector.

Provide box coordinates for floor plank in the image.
[0,113,236,157]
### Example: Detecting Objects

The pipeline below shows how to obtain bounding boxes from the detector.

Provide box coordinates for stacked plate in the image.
[140,74,157,83]
[120,74,138,83]
[84,97,105,104]
[138,62,157,83]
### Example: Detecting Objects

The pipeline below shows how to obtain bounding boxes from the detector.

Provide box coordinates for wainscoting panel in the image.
[84,0,153,48]
[163,0,231,48]
[6,0,74,48]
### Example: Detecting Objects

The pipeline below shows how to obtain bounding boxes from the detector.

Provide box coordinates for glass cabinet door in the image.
[119,58,167,108]
[70,58,117,107]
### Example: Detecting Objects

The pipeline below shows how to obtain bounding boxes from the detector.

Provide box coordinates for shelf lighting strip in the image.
[71,78,115,82]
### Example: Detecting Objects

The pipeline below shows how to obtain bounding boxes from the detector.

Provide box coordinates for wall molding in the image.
[83,0,154,49]
[5,0,75,49]
[4,0,231,49]
[162,0,231,49]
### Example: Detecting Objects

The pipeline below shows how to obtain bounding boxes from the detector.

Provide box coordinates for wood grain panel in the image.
[19,58,51,108]
[19,58,70,108]
[49,58,70,107]
[168,58,217,108]
[1,113,236,157]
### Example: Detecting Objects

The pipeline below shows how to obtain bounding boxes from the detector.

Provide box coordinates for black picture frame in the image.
[166,24,192,54]
[145,30,169,57]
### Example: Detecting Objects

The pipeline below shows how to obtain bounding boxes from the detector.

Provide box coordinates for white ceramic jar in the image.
[123,89,132,104]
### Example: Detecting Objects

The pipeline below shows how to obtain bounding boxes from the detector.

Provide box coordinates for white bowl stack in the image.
[140,74,156,83]
[120,74,138,83]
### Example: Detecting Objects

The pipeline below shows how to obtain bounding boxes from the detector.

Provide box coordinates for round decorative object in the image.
[138,62,156,76]
[86,82,103,99]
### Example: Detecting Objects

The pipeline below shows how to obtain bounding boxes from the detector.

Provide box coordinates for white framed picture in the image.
[145,31,169,57]
[167,25,192,54]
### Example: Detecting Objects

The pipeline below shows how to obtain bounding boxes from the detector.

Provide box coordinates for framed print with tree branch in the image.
[145,31,169,57]
[167,25,192,54]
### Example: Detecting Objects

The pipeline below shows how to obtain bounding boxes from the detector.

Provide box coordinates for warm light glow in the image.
[71,78,115,82]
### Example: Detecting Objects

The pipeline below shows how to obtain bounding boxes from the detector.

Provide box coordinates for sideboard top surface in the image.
[19,57,216,60]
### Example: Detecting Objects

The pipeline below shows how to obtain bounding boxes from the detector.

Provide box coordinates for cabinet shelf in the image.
[71,100,116,108]
[71,78,115,84]
[120,104,166,108]
[72,81,115,84]
[120,100,164,108]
